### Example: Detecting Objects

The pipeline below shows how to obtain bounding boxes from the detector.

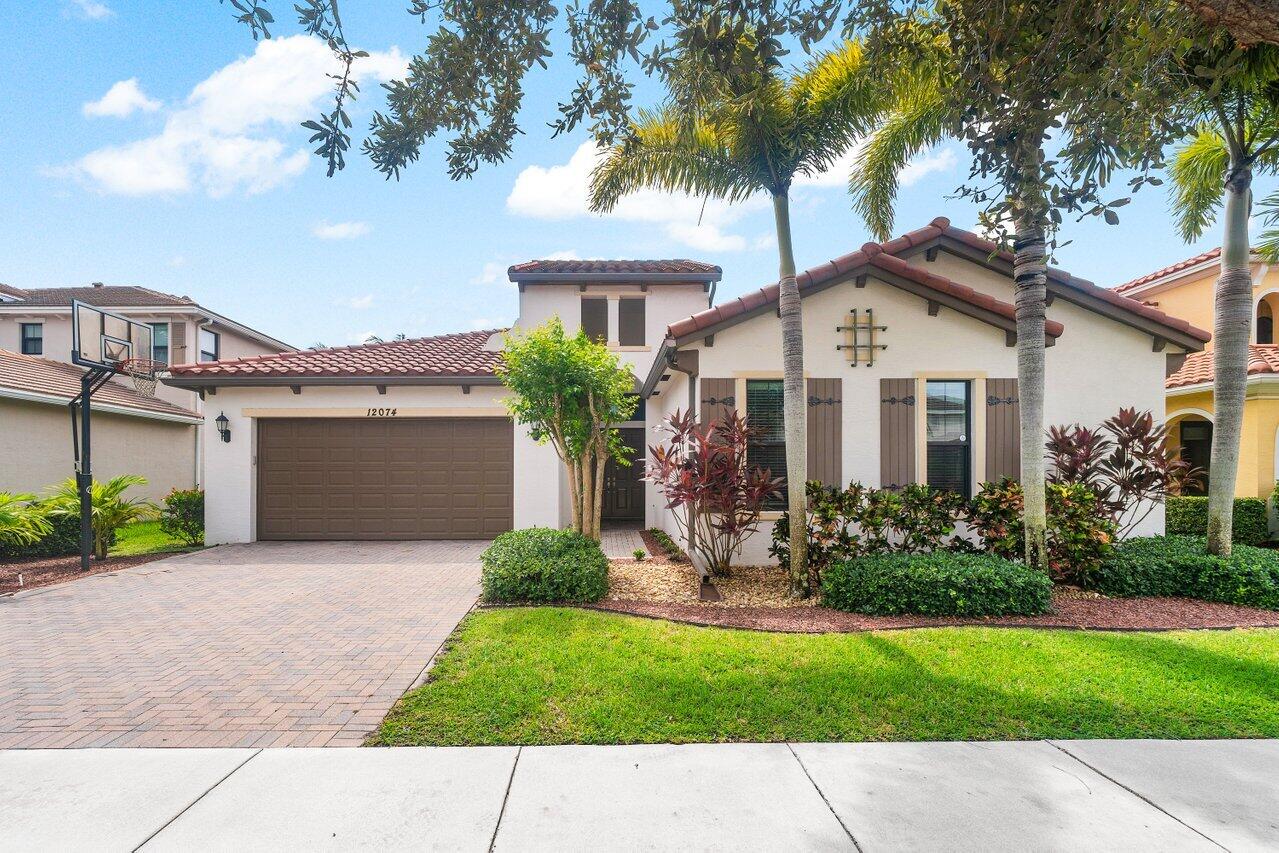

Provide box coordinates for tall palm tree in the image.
[589,39,886,595]
[1167,44,1279,556]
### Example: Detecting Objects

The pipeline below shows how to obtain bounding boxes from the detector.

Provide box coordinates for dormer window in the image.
[581,298,608,343]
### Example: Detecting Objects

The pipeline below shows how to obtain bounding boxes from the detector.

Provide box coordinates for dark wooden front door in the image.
[603,428,645,521]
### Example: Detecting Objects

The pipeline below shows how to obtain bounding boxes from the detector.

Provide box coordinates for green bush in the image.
[822,552,1054,617]
[481,527,609,603]
[1094,535,1279,610]
[160,489,205,546]
[0,510,112,561]
[1166,496,1269,545]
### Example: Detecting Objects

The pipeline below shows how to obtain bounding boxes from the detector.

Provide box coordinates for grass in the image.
[108,520,200,557]
[370,608,1279,746]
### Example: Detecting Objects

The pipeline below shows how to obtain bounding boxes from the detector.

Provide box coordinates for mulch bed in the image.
[0,552,178,595]
[600,557,1279,633]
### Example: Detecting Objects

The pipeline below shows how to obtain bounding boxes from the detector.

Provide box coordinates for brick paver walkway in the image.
[600,525,645,559]
[0,540,483,749]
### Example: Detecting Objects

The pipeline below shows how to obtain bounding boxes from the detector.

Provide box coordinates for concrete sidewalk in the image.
[2,739,1275,851]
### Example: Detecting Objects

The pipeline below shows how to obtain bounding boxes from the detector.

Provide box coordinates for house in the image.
[0,282,293,500]
[1115,249,1279,499]
[164,218,1208,555]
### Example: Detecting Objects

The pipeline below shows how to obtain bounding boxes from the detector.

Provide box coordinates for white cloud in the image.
[84,79,161,118]
[900,148,958,187]
[470,317,510,331]
[168,254,187,268]
[793,140,868,189]
[507,142,766,253]
[472,250,581,286]
[337,294,374,309]
[314,220,372,240]
[64,36,405,198]
[68,0,112,20]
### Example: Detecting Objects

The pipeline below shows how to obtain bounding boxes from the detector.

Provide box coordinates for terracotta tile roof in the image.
[1166,344,1279,389]
[0,349,200,420]
[508,259,721,278]
[168,329,505,379]
[0,284,195,307]
[0,283,28,300]
[1114,248,1221,294]
[668,229,1066,341]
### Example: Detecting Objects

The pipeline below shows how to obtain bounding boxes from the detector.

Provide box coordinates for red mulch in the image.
[590,589,1279,633]
[0,552,178,595]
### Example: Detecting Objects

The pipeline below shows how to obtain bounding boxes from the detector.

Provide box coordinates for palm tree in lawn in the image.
[589,39,886,595]
[1166,44,1279,555]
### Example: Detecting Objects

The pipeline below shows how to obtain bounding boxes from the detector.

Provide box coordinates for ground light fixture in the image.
[215,411,231,443]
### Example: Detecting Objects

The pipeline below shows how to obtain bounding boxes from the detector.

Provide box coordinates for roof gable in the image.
[1114,248,1222,295]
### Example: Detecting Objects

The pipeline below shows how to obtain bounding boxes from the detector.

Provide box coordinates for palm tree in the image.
[0,493,51,548]
[1167,44,1279,556]
[588,40,886,594]
[47,475,156,560]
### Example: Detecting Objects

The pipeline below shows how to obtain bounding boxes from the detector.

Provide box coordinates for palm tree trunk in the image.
[1012,214,1049,573]
[1207,164,1253,556]
[772,191,810,594]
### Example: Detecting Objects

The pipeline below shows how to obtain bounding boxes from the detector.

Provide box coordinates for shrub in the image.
[822,552,1053,617]
[646,528,689,563]
[1166,496,1269,546]
[0,500,116,561]
[45,475,155,560]
[1094,535,1279,609]
[480,527,609,603]
[160,489,205,546]
[0,493,51,549]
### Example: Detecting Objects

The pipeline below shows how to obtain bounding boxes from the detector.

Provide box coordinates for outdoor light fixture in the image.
[215,411,231,443]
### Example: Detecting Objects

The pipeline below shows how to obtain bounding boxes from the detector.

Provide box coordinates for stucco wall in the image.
[0,398,196,502]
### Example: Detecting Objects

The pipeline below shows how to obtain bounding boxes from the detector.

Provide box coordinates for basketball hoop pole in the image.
[69,364,115,572]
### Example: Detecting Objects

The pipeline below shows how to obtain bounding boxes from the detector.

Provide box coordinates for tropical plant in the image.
[1166,41,1279,555]
[498,318,637,541]
[159,488,206,547]
[590,37,887,595]
[646,409,783,578]
[46,475,156,560]
[0,492,51,548]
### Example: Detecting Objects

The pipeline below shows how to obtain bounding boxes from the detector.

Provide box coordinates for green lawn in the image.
[370,608,1279,746]
[109,521,200,557]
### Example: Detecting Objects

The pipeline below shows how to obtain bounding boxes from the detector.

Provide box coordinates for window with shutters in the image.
[746,379,786,508]
[581,298,608,343]
[926,380,971,495]
[618,297,645,345]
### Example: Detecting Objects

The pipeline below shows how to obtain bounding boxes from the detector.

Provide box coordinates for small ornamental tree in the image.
[498,318,637,541]
[46,475,155,560]
[646,410,783,578]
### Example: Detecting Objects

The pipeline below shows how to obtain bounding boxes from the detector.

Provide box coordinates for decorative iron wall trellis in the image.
[836,308,887,367]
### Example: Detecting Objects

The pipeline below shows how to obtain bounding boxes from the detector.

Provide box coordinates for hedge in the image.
[822,552,1053,617]
[0,512,114,561]
[1166,496,1269,546]
[1093,535,1279,610]
[480,527,609,604]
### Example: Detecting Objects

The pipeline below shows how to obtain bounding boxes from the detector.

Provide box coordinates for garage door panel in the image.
[257,417,514,540]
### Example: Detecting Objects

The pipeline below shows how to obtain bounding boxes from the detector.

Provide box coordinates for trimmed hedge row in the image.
[1093,535,1279,610]
[822,552,1054,617]
[481,527,609,604]
[1166,496,1269,546]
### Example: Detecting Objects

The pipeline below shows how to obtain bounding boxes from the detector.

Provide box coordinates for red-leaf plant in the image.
[646,409,784,578]
[1046,407,1203,537]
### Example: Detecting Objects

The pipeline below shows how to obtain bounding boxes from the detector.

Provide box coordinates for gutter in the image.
[640,338,677,398]
[0,387,203,425]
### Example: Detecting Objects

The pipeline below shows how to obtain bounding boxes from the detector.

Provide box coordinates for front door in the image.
[603,428,646,521]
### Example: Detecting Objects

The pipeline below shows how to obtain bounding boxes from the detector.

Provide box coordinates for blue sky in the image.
[2,1,1260,351]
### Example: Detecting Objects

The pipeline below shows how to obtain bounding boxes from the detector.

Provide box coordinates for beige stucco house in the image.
[166,219,1208,556]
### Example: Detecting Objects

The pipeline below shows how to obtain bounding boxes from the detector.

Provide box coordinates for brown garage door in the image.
[257,418,513,540]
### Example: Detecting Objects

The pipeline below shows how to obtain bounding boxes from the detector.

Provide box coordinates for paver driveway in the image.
[0,541,483,748]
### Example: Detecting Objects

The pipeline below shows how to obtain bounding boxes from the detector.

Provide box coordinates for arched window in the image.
[1259,299,1275,344]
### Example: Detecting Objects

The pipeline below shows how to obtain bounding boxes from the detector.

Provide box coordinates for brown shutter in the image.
[618,298,645,346]
[880,378,916,490]
[984,378,1021,483]
[700,378,736,426]
[807,378,842,487]
[170,321,187,363]
[581,298,608,343]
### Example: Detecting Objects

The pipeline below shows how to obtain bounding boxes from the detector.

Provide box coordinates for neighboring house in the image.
[165,218,1207,556]
[1115,249,1279,499]
[0,281,293,496]
[0,349,202,502]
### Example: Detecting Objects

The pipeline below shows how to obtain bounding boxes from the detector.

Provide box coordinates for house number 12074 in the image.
[366,408,398,417]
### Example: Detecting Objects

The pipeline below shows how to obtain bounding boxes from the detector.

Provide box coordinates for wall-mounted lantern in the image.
[215,411,231,443]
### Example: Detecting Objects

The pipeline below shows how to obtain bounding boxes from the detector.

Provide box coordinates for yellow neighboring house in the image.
[1115,248,1279,499]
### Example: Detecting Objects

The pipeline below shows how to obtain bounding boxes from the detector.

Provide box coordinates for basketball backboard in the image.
[71,300,154,371]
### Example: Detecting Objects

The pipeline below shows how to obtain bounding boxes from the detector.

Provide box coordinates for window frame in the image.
[199,328,220,362]
[745,378,787,509]
[19,322,42,356]
[149,322,170,365]
[580,297,609,344]
[617,296,646,346]
[924,379,972,496]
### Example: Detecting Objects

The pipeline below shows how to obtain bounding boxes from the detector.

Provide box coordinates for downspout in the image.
[665,349,700,565]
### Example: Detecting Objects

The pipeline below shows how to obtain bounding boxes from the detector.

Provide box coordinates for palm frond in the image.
[1253,189,1279,262]
[1168,128,1229,243]
[790,40,887,179]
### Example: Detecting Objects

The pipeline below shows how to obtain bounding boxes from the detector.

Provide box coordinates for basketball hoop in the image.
[119,358,163,397]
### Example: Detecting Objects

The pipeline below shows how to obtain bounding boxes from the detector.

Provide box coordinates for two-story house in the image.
[0,282,293,501]
[164,218,1206,556]
[1114,249,1279,499]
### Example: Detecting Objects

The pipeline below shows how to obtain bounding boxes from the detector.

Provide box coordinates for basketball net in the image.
[119,358,162,397]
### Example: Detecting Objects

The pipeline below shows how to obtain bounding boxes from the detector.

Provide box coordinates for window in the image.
[581,298,608,343]
[926,380,971,495]
[199,328,220,362]
[618,298,645,346]
[19,323,42,355]
[1258,300,1274,344]
[746,379,786,508]
[150,322,169,364]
